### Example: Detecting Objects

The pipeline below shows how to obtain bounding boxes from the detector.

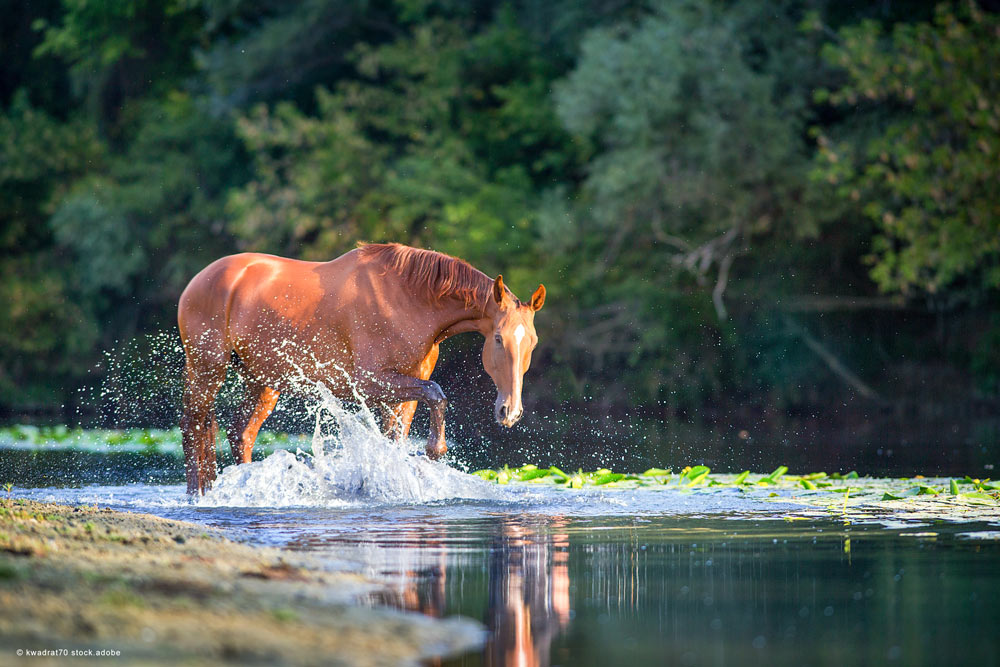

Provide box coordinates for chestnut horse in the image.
[177,243,545,494]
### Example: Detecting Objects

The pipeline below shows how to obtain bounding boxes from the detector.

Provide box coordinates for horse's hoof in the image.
[425,445,447,460]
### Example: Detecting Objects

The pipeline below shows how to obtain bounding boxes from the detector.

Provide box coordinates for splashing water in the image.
[197,377,503,508]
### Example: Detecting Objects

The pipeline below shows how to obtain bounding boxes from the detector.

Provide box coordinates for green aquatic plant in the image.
[466,463,1000,514]
[763,466,788,484]
[0,426,306,456]
[682,466,711,487]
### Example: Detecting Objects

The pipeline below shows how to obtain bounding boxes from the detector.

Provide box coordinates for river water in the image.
[5,395,1000,666]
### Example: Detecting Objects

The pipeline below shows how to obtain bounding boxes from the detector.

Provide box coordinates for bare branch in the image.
[712,253,734,320]
[783,316,884,402]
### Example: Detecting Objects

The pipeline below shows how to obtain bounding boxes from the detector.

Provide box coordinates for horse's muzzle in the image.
[496,403,524,428]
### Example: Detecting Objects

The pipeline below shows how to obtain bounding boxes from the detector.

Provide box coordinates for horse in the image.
[177,243,545,494]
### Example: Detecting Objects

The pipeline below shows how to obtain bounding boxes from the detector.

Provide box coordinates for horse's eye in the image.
[494,334,503,345]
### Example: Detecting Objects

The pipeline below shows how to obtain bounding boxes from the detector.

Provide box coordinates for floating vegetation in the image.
[0,425,307,456]
[471,464,1000,517]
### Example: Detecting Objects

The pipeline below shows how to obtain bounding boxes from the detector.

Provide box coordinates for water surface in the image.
[5,395,999,667]
[16,481,1000,667]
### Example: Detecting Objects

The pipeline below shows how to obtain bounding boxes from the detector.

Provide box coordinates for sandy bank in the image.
[0,498,482,666]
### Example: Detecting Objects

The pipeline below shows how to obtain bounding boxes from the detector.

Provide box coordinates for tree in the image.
[229,10,572,276]
[812,2,1000,297]
[544,0,826,406]
[0,92,103,405]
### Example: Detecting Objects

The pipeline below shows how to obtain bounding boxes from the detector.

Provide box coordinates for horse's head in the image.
[482,275,545,427]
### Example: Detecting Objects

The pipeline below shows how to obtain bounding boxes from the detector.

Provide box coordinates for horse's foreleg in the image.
[228,384,280,464]
[360,372,448,459]
[426,396,448,459]
[375,345,442,453]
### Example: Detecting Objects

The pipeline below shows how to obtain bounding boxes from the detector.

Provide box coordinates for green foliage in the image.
[813,2,1000,295]
[33,0,204,126]
[0,0,996,423]
[555,0,817,248]
[540,0,829,404]
[0,92,103,403]
[229,9,570,280]
[52,93,244,314]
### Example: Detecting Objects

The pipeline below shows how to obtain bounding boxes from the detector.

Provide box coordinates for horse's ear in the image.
[530,284,546,311]
[493,275,506,305]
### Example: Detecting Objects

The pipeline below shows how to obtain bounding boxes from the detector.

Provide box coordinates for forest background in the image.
[2,0,998,470]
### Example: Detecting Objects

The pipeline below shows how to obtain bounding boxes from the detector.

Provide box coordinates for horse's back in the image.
[179,250,365,389]
[178,253,274,336]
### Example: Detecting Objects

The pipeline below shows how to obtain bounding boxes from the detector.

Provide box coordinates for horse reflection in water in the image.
[286,516,571,666]
[369,517,571,667]
[484,518,571,667]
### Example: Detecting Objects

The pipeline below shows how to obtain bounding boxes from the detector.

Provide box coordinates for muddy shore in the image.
[0,498,482,666]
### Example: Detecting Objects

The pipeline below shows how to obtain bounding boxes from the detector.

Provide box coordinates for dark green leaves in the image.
[811,3,1000,296]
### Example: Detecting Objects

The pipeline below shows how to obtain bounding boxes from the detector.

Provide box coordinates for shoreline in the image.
[0,498,482,665]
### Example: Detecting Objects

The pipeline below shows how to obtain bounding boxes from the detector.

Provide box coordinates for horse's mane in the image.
[357,243,499,309]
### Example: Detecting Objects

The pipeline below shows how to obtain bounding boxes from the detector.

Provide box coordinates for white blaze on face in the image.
[510,323,527,417]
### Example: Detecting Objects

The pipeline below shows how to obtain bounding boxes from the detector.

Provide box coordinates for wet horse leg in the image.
[361,371,448,459]
[381,345,439,442]
[180,358,226,495]
[228,383,280,464]
[383,401,418,440]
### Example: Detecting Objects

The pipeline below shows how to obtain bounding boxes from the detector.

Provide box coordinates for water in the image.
[12,481,1000,666]
[5,392,1000,666]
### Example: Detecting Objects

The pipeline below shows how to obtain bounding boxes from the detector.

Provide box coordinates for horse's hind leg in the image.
[382,401,418,440]
[180,339,228,495]
[228,383,280,464]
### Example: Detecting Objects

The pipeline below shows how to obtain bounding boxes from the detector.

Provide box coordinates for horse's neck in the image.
[430,293,494,342]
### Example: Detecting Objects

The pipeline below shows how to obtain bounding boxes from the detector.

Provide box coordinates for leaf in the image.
[762,466,788,484]
[593,473,625,486]
[882,487,921,500]
[643,468,671,477]
[960,492,998,505]
[950,479,960,495]
[734,470,750,485]
[800,479,818,490]
[518,469,551,481]
[683,465,711,481]
[549,466,569,479]
[686,470,710,487]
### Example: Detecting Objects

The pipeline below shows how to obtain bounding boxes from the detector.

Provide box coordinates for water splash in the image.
[198,377,502,508]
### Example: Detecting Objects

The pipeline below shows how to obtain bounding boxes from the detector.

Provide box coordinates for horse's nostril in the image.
[499,405,508,419]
